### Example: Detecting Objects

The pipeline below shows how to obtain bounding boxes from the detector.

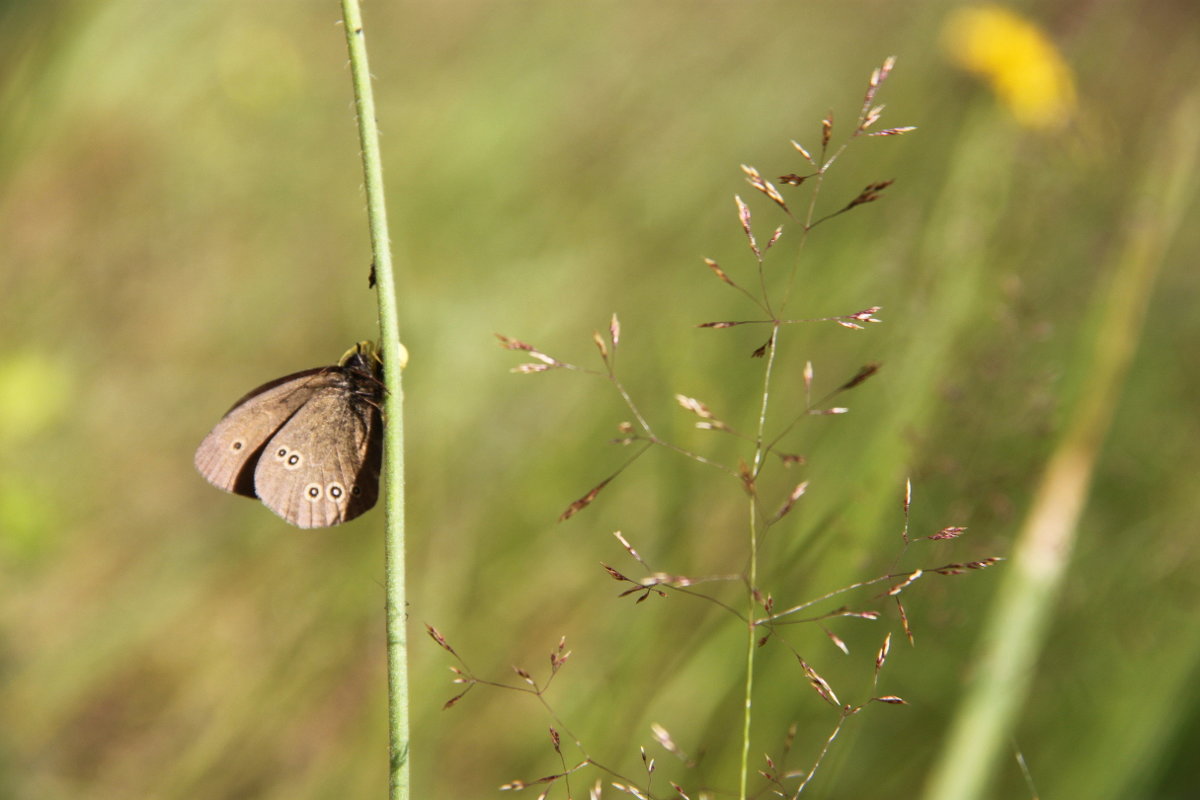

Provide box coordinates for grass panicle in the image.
[436,58,998,800]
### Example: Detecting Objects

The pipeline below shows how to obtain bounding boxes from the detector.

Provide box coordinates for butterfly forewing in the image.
[194,369,334,497]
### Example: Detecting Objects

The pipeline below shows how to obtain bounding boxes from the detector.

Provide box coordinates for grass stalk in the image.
[740,495,758,800]
[740,322,779,798]
[340,2,410,797]
[921,93,1200,800]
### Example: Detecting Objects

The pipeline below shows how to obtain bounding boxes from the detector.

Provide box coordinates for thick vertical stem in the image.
[340,2,410,798]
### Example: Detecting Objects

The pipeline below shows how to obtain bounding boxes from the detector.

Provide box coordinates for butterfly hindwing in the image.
[252,383,383,528]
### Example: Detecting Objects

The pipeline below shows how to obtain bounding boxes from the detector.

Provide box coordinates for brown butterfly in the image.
[194,342,384,527]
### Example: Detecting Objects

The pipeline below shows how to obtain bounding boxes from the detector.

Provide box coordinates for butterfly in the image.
[194,342,384,527]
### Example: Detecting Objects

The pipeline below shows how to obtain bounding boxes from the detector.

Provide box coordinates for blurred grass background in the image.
[2,1,1198,798]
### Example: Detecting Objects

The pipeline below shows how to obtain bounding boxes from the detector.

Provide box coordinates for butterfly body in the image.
[195,343,384,528]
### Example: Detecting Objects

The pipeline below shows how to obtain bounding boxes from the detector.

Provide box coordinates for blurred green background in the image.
[2,1,1198,798]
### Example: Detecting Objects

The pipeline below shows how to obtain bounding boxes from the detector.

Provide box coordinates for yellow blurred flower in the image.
[942,4,1077,131]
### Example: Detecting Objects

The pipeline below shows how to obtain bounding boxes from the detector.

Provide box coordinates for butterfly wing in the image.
[193,368,328,497]
[251,386,383,528]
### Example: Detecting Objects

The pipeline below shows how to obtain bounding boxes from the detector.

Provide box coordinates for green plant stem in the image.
[340,2,410,798]
[740,500,758,800]
[740,323,779,799]
[921,95,1200,800]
